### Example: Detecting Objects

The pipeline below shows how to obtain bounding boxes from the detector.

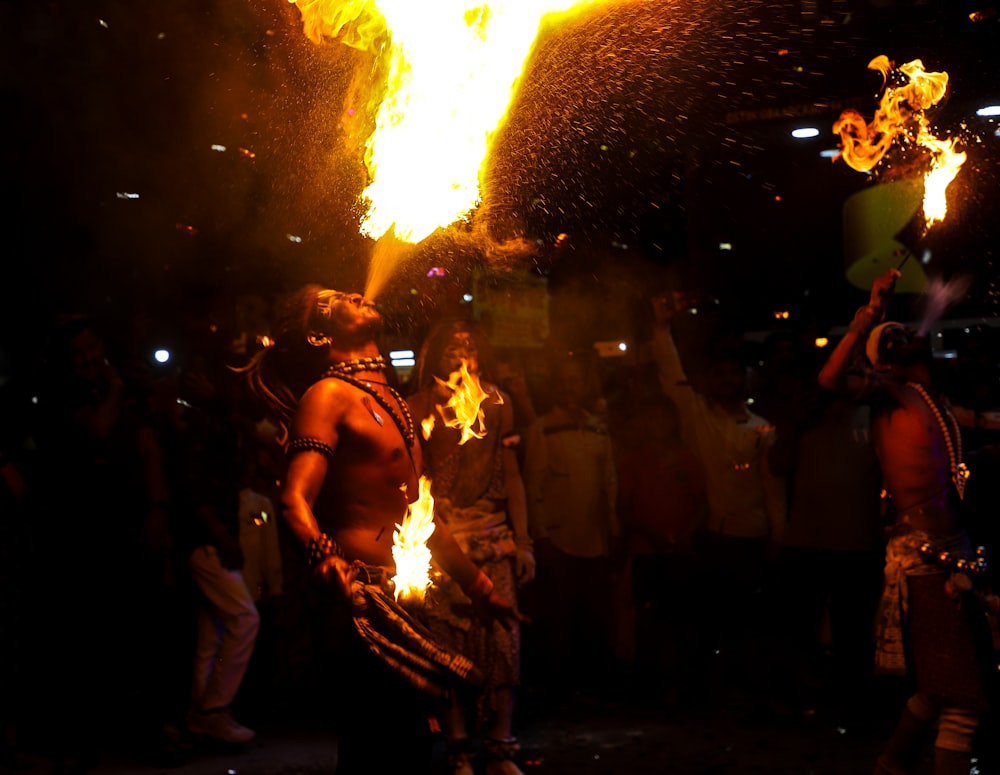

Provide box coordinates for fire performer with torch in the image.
[817,269,998,775]
[238,286,523,775]
[407,319,535,775]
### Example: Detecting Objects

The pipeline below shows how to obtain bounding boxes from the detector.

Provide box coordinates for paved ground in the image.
[7,672,1000,775]
[8,681,977,775]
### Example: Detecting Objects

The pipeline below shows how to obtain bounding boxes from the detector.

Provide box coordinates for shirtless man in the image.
[818,269,996,775]
[240,286,520,775]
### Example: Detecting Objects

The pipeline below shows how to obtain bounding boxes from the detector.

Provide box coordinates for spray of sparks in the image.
[289,0,606,246]
[275,4,996,316]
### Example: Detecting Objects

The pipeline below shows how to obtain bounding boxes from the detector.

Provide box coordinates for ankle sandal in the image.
[483,737,524,775]
[483,736,521,760]
[447,737,476,774]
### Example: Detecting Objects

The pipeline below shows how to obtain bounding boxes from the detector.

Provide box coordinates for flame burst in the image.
[833,56,966,228]
[391,476,437,602]
[920,133,966,227]
[289,0,602,245]
[422,359,499,445]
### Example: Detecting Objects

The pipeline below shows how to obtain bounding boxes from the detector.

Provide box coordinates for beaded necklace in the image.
[906,381,970,500]
[325,356,388,377]
[323,361,415,450]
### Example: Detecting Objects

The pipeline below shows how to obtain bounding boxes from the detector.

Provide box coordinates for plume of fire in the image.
[422,359,499,445]
[833,56,966,229]
[289,0,601,245]
[391,475,437,602]
[920,133,967,227]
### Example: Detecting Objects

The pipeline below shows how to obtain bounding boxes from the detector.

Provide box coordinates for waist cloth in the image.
[874,524,995,711]
[349,565,485,702]
[425,500,522,717]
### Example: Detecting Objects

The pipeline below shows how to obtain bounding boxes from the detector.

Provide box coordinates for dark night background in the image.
[2,4,1000,772]
[2,0,1000,370]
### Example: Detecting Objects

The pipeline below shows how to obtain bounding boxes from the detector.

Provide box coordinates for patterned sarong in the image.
[874,524,979,677]
[351,574,484,701]
[423,501,522,720]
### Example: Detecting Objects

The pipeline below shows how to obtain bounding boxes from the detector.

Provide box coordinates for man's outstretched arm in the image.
[818,269,899,396]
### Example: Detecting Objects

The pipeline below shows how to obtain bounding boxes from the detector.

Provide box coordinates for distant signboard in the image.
[473,273,549,348]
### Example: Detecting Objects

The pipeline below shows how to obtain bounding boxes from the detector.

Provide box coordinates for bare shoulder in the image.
[299,377,355,414]
[290,378,352,441]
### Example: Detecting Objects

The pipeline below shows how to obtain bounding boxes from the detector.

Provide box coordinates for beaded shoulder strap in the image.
[324,372,416,450]
[906,382,970,500]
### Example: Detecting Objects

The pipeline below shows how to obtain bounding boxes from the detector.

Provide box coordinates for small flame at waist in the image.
[391,476,436,602]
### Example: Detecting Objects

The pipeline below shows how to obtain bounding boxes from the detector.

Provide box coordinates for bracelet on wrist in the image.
[306,533,342,570]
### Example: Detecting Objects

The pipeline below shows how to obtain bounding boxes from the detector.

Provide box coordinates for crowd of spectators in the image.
[0,286,997,773]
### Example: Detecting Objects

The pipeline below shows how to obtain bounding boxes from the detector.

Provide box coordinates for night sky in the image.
[3,0,1000,369]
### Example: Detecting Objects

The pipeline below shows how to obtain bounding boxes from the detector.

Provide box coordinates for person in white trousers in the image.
[187,543,260,745]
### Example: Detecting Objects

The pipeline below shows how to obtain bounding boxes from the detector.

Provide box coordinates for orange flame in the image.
[833,56,965,229]
[391,475,436,602]
[423,358,499,445]
[289,0,602,244]
[921,133,966,227]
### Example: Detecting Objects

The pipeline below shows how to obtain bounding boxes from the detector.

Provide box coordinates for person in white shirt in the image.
[524,357,619,697]
[237,467,283,605]
[650,292,786,701]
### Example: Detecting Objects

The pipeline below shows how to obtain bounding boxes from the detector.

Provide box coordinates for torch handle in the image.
[873,266,902,322]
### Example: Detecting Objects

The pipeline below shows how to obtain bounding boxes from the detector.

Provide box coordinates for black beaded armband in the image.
[307,533,343,569]
[287,437,337,460]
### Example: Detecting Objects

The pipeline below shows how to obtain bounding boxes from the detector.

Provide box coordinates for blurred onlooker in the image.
[947,330,1000,581]
[650,292,786,700]
[616,391,707,706]
[492,348,538,472]
[238,458,283,608]
[523,356,620,697]
[749,330,813,434]
[407,319,535,775]
[156,351,260,747]
[28,313,174,770]
[235,448,287,721]
[765,366,885,723]
[946,327,1000,456]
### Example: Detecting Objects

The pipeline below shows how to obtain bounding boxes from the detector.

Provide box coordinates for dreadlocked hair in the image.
[232,284,332,444]
[414,317,494,392]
